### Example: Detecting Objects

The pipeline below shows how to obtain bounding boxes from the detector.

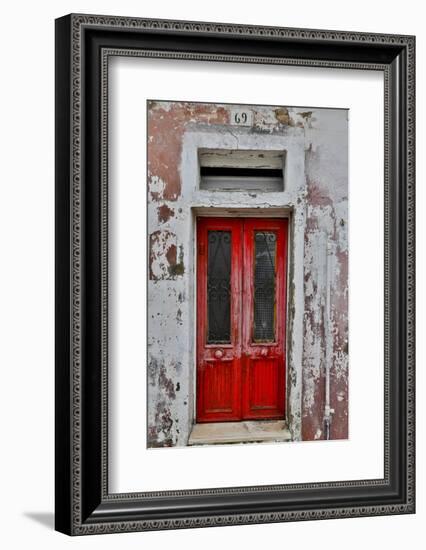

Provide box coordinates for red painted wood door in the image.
[196,217,288,423]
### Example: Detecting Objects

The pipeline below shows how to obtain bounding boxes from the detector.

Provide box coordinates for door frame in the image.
[194,210,291,425]
[182,129,307,444]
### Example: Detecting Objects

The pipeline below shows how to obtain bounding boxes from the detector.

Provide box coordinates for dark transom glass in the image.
[207,231,231,344]
[253,231,276,342]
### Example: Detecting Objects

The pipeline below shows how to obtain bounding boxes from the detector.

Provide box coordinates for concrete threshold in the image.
[188,420,291,446]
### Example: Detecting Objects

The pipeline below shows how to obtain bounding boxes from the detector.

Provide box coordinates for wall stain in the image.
[167,244,185,277]
[158,204,175,223]
[149,231,184,280]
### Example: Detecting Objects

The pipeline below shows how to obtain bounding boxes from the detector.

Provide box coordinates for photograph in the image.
[147,100,349,448]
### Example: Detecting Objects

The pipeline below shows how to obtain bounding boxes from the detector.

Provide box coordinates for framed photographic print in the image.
[55,14,415,535]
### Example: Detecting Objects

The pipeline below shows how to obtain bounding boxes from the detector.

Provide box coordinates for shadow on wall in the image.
[23,512,54,530]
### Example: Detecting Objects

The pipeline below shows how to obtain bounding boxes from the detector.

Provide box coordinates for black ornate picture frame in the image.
[55,13,415,535]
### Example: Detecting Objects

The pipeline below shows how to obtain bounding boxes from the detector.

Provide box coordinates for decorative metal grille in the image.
[207,231,231,344]
[253,231,276,342]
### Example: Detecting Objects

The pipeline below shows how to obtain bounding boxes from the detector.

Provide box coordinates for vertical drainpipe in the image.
[324,239,335,439]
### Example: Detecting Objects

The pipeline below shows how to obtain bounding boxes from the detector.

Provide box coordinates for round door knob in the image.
[260,348,268,357]
[214,349,224,359]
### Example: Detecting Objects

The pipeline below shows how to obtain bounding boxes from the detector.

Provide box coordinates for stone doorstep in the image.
[188,420,292,446]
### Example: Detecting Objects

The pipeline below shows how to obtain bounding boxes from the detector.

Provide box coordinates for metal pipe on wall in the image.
[324,238,335,440]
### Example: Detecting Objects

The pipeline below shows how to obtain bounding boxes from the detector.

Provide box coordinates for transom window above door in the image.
[198,149,285,192]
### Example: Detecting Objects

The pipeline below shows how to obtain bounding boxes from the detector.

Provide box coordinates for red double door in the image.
[196,217,288,423]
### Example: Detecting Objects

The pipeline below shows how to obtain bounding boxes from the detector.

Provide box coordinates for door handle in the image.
[214,349,224,359]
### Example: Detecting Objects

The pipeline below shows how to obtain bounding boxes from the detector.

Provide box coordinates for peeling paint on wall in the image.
[301,111,349,441]
[157,204,175,223]
[149,230,185,280]
[148,101,230,201]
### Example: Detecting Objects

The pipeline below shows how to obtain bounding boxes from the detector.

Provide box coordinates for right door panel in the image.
[241,218,288,420]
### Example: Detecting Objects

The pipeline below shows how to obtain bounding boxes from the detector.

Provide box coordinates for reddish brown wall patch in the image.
[158,204,175,223]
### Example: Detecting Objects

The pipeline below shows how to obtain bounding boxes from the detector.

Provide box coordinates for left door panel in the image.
[196,218,242,422]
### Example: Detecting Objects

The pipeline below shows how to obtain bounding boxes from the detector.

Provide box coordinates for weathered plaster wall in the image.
[147,101,348,447]
[302,109,349,440]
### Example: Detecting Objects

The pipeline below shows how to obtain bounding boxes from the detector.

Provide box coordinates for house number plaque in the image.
[230,108,253,126]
